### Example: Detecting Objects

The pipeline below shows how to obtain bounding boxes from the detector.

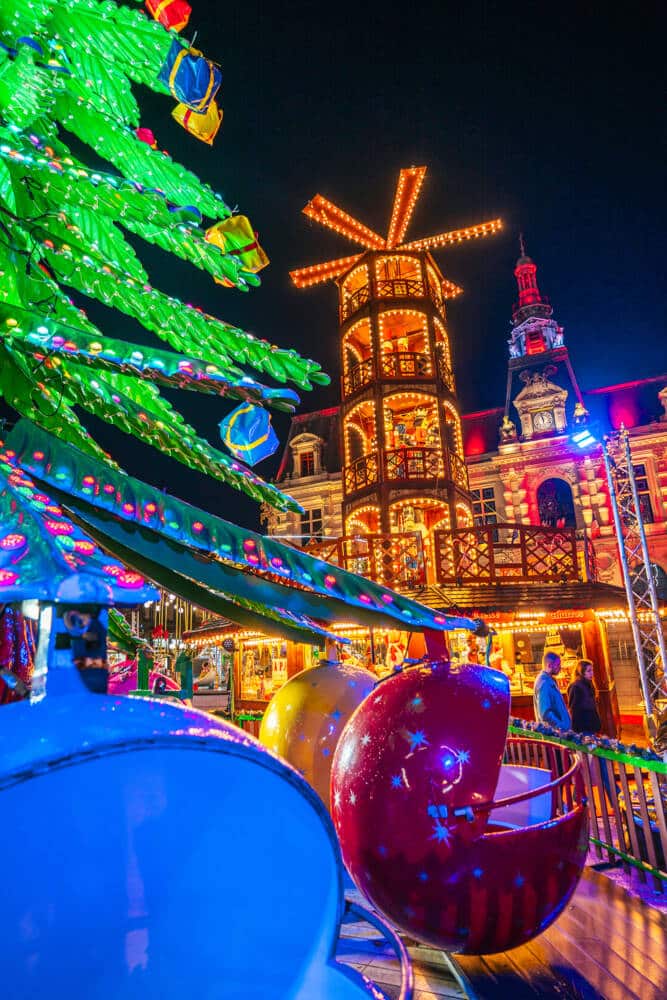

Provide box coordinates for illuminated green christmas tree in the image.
[0,0,328,512]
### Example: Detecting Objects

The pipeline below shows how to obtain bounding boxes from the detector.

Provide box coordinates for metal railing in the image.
[500,736,584,820]
[232,710,665,890]
[508,721,667,891]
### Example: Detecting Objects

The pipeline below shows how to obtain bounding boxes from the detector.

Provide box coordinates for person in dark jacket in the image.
[567,660,602,735]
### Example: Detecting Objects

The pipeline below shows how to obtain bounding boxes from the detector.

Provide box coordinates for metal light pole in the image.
[601,429,667,736]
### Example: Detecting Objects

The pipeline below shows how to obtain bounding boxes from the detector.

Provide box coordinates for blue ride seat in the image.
[0,692,398,999]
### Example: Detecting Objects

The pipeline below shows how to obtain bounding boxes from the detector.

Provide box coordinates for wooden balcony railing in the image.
[433,522,581,585]
[448,450,468,489]
[379,350,433,379]
[343,351,438,398]
[343,447,468,494]
[340,285,371,322]
[303,533,426,589]
[340,278,446,322]
[343,357,375,395]
[343,452,380,492]
[376,277,425,300]
[301,525,595,593]
[384,446,444,481]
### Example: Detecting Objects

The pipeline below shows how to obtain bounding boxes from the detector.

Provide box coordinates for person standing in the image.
[567,660,602,735]
[533,652,571,731]
[568,660,617,804]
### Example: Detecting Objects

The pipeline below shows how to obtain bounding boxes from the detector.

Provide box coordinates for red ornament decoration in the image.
[331,661,588,954]
[144,0,191,32]
[135,127,158,149]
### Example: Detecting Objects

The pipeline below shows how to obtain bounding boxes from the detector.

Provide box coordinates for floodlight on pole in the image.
[572,428,598,451]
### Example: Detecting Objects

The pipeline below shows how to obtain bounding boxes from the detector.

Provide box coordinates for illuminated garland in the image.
[0,440,157,604]
[2,303,302,412]
[509,719,665,769]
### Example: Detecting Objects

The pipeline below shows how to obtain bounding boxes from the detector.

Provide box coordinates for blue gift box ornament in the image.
[158,38,221,112]
[218,403,279,466]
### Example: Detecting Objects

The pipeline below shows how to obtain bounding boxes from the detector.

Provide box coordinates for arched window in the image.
[344,402,376,462]
[536,478,576,529]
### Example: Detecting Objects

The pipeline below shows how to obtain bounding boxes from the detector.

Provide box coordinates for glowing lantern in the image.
[0,533,27,550]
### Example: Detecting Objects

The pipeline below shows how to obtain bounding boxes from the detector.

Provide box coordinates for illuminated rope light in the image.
[399,218,504,252]
[291,165,503,295]
[386,166,427,248]
[289,254,362,288]
[303,195,386,249]
[440,278,464,299]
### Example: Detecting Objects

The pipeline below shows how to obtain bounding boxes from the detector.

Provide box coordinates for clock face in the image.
[533,410,555,432]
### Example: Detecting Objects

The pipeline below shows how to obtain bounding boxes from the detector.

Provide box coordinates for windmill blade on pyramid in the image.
[386,166,427,248]
[290,254,363,289]
[398,219,503,252]
[302,195,386,249]
[289,165,502,293]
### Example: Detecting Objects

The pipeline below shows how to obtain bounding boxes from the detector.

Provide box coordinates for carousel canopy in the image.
[7,421,476,639]
[0,441,158,606]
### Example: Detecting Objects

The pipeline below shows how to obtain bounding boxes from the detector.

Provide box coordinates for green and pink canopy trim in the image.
[0,441,158,606]
[8,420,476,638]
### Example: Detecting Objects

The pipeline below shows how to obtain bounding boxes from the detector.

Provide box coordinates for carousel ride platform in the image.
[342,868,665,1000]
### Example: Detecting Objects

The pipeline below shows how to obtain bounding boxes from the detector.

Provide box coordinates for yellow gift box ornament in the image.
[171,99,223,145]
[205,216,270,274]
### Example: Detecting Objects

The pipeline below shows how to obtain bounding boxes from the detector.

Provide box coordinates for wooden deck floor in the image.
[339,868,666,999]
[455,868,667,1000]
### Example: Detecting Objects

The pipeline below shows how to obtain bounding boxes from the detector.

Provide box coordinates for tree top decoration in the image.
[0,0,329,512]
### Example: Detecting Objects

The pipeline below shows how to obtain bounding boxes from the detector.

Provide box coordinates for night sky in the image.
[75,2,667,528]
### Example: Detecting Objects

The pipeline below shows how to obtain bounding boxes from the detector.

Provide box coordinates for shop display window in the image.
[449,625,585,695]
[335,628,409,677]
[193,644,232,693]
[386,403,438,450]
[240,638,290,701]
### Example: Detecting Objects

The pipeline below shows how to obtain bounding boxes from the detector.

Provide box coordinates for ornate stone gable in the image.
[513,370,568,438]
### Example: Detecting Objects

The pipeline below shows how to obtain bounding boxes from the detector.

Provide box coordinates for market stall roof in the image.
[0,442,157,606]
[7,421,476,641]
[405,580,630,616]
[182,619,237,642]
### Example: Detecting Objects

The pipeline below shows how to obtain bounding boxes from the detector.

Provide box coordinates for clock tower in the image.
[502,239,588,443]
